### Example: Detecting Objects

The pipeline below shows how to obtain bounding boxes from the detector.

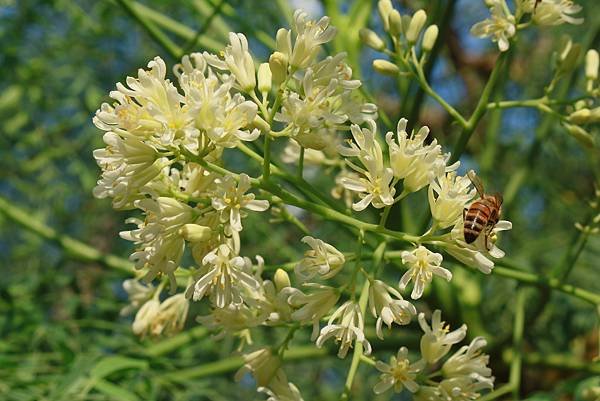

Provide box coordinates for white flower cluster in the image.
[273,11,377,151]
[471,0,583,52]
[93,6,513,400]
[373,310,494,398]
[92,9,380,400]
[337,117,511,289]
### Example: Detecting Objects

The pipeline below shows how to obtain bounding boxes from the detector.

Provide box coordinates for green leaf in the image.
[89,356,148,379]
[93,379,141,401]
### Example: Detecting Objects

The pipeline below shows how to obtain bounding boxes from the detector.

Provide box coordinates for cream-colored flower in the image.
[470,0,516,52]
[189,244,261,308]
[386,119,457,193]
[276,10,337,70]
[332,169,360,209]
[418,310,467,364]
[260,278,294,325]
[120,197,194,291]
[167,162,220,199]
[281,139,338,166]
[149,293,190,336]
[211,174,269,232]
[196,303,266,339]
[524,0,583,26]
[338,121,396,211]
[92,130,166,209]
[132,293,189,337]
[435,377,494,400]
[368,280,416,339]
[429,172,476,229]
[286,283,340,340]
[188,210,240,265]
[177,53,260,149]
[295,236,345,281]
[373,347,425,394]
[204,33,256,92]
[443,219,512,274]
[442,337,494,387]
[94,56,195,147]
[120,279,155,316]
[258,369,305,401]
[315,301,372,358]
[400,246,452,300]
[235,348,281,387]
[132,298,160,336]
[275,54,376,150]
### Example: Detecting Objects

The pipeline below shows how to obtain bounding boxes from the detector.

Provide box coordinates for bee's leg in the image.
[463,208,467,220]
[484,223,494,251]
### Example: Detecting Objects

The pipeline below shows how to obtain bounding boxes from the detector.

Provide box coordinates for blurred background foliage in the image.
[0,0,599,400]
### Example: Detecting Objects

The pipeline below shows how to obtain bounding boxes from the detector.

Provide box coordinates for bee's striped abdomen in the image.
[463,202,491,243]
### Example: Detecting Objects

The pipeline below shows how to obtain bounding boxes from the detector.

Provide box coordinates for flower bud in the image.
[564,123,595,148]
[269,51,288,86]
[569,106,600,124]
[274,268,291,291]
[422,25,439,52]
[257,63,272,94]
[180,224,212,242]
[378,0,394,31]
[388,10,403,37]
[359,28,386,51]
[557,40,581,74]
[406,10,427,43]
[568,108,591,124]
[586,49,599,80]
[373,59,399,76]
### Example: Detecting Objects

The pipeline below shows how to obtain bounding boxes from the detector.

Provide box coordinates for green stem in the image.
[478,384,515,401]
[491,266,599,305]
[486,97,549,110]
[129,1,222,52]
[410,49,468,128]
[379,205,392,228]
[504,350,600,374]
[116,0,182,59]
[0,196,132,273]
[387,250,600,305]
[263,128,272,181]
[163,346,328,383]
[510,288,526,398]
[262,78,287,182]
[298,146,305,179]
[450,51,508,164]
[340,280,371,401]
[238,144,345,214]
[145,326,208,357]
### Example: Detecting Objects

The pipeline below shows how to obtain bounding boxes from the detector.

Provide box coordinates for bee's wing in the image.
[467,170,485,199]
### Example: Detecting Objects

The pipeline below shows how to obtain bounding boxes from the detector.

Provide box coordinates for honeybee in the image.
[463,170,503,250]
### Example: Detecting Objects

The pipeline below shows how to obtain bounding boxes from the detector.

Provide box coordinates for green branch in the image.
[163,346,328,383]
[510,288,525,398]
[450,51,508,164]
[384,250,600,305]
[0,196,132,273]
[116,0,182,59]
